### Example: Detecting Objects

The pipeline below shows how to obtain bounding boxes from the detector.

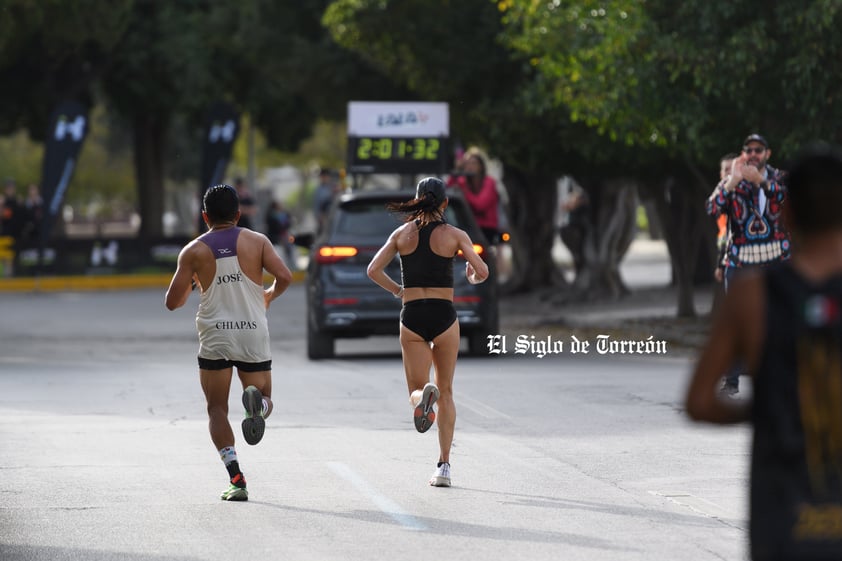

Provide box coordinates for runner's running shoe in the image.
[241,385,266,445]
[220,472,248,501]
[430,462,451,487]
[414,383,439,433]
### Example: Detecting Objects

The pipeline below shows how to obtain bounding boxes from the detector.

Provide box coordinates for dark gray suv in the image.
[302,189,498,359]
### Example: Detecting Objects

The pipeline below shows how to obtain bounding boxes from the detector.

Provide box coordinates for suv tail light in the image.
[457,244,484,258]
[316,246,359,264]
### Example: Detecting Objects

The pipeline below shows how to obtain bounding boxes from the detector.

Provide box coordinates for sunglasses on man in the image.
[743,146,766,155]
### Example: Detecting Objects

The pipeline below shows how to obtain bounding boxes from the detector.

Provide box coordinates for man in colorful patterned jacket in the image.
[706,133,791,395]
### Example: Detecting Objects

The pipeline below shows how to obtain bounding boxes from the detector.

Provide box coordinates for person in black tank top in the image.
[368,177,489,488]
[686,145,842,560]
[400,219,457,343]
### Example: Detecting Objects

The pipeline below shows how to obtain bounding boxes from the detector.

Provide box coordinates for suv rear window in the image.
[335,199,472,238]
[335,203,404,238]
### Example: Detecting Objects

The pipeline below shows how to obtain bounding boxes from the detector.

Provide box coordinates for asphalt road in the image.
[0,282,749,561]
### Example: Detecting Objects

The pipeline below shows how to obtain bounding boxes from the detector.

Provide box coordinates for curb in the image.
[0,270,307,293]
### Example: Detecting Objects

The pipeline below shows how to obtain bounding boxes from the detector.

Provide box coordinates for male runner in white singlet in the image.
[166,184,291,501]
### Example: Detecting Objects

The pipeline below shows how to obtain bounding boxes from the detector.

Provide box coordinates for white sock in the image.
[219,446,237,466]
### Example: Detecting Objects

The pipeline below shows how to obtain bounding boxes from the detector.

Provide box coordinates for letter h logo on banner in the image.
[40,100,90,243]
[198,101,240,232]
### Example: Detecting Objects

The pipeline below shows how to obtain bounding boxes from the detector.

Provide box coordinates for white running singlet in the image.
[195,227,270,363]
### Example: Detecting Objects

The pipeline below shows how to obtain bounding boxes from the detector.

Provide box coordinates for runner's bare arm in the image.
[685,273,762,423]
[455,228,489,284]
[165,244,198,310]
[367,229,402,296]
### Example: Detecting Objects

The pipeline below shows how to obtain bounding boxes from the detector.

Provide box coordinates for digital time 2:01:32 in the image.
[356,137,441,160]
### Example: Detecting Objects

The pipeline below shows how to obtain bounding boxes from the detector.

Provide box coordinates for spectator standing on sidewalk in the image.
[313,168,337,235]
[559,183,590,279]
[22,183,44,242]
[234,177,258,231]
[446,148,500,246]
[0,179,24,274]
[265,200,296,270]
[0,179,24,240]
[705,134,790,395]
[712,153,739,285]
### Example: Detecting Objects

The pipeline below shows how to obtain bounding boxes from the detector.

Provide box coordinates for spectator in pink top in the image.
[447,148,500,245]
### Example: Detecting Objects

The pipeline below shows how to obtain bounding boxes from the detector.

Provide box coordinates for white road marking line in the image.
[327,461,427,531]
[651,491,746,528]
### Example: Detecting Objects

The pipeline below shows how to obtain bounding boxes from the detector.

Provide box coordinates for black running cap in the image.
[416,177,446,205]
[744,133,769,148]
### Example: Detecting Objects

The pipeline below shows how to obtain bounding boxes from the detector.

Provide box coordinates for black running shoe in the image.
[241,385,266,445]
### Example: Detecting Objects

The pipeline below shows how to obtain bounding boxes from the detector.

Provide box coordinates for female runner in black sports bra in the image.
[367,177,489,487]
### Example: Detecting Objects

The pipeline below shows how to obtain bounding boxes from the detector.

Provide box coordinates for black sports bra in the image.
[400,221,454,288]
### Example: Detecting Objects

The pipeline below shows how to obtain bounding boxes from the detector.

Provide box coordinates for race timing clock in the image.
[347,136,449,174]
[347,102,450,175]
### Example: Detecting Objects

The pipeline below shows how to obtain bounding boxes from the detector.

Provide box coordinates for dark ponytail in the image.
[387,177,447,224]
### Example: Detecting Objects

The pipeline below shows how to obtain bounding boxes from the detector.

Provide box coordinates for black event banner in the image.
[40,100,89,242]
[198,101,240,232]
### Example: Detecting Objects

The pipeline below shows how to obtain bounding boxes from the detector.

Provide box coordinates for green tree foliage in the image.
[331,0,842,298]
[98,1,227,238]
[501,1,669,146]
[325,0,586,290]
[1,0,839,297]
[204,1,407,151]
[0,1,404,239]
[495,0,842,307]
[0,0,132,138]
[498,0,842,161]
[651,0,842,154]
[325,0,566,170]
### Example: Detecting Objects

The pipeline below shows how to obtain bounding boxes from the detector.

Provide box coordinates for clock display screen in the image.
[347,136,448,174]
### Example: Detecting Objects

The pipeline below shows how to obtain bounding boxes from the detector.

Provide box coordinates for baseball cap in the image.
[744,134,769,148]
[416,177,446,205]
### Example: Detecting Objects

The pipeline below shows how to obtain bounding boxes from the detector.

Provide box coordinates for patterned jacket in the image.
[705,165,791,269]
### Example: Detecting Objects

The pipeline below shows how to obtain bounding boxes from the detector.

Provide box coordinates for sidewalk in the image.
[499,285,714,356]
[500,238,714,355]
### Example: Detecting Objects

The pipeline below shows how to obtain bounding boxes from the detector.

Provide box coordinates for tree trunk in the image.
[501,163,561,293]
[649,177,708,318]
[683,159,721,287]
[568,179,637,300]
[133,113,168,240]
